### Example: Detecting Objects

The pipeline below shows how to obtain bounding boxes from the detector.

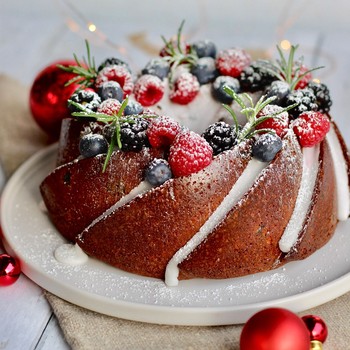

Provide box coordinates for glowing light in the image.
[88,23,97,32]
[312,78,321,84]
[280,40,291,50]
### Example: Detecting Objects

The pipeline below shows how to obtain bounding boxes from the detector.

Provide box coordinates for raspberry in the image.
[169,72,200,105]
[147,116,182,148]
[294,64,312,90]
[95,65,134,97]
[216,48,251,78]
[168,130,213,177]
[292,111,330,147]
[256,105,290,137]
[134,74,165,107]
[97,98,121,115]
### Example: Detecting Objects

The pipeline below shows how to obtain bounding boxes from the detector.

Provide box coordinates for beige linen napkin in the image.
[1,73,349,349]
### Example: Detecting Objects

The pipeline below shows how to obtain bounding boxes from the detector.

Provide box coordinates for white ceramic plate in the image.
[1,144,350,326]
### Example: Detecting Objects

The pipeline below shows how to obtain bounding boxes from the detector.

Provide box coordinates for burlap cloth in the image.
[1,74,349,349]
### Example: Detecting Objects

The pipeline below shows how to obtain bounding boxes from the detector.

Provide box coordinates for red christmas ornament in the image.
[29,60,80,140]
[302,315,328,343]
[240,308,310,350]
[0,254,21,286]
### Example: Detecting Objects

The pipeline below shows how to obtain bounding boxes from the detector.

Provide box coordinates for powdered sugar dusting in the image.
[165,158,267,286]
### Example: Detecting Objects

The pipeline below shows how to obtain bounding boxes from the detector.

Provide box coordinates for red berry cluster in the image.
[147,117,213,177]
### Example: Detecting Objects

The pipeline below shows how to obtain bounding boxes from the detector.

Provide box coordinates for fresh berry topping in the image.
[190,57,218,85]
[252,133,283,162]
[191,40,217,58]
[202,121,238,155]
[97,98,121,115]
[308,81,332,113]
[145,158,173,186]
[97,57,131,73]
[79,133,108,158]
[216,48,251,78]
[147,116,182,148]
[284,88,318,118]
[294,64,312,89]
[119,116,150,151]
[97,80,123,101]
[292,111,330,147]
[255,105,290,137]
[264,81,290,106]
[211,75,240,104]
[68,89,101,113]
[95,65,134,96]
[124,100,144,115]
[141,58,170,80]
[134,74,165,107]
[169,72,200,105]
[168,130,213,177]
[239,59,278,92]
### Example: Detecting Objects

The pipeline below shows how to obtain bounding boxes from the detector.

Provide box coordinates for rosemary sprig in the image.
[267,44,324,91]
[222,86,298,142]
[70,98,157,172]
[57,40,98,88]
[160,20,198,83]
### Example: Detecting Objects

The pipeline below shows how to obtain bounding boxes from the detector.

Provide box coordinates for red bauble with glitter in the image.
[29,60,80,140]
[240,308,310,350]
[302,315,328,343]
[0,254,21,286]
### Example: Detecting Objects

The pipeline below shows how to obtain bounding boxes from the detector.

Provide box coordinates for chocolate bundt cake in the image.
[40,28,350,286]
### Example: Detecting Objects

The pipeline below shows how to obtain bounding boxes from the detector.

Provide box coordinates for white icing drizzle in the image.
[54,243,88,265]
[279,145,320,253]
[326,125,350,220]
[165,158,268,287]
[80,181,153,237]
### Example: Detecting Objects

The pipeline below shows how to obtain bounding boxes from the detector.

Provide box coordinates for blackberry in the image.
[308,81,332,113]
[145,159,172,186]
[211,75,240,104]
[190,57,218,85]
[252,133,282,162]
[98,57,131,73]
[68,89,101,113]
[120,117,150,151]
[240,60,278,92]
[264,81,290,106]
[141,58,170,80]
[284,88,318,119]
[202,121,237,155]
[191,40,217,58]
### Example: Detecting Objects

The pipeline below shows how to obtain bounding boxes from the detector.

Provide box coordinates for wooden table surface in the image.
[1,1,349,349]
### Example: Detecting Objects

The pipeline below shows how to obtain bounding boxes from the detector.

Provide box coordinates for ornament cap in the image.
[310,340,323,350]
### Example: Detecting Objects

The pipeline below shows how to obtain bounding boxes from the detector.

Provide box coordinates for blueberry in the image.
[98,57,131,73]
[97,81,123,102]
[79,134,109,158]
[264,81,290,106]
[141,58,170,80]
[124,100,144,115]
[252,133,282,162]
[145,159,172,186]
[191,40,217,58]
[190,57,218,85]
[211,75,240,103]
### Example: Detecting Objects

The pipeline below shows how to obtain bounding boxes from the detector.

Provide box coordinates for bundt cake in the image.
[39,26,350,286]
